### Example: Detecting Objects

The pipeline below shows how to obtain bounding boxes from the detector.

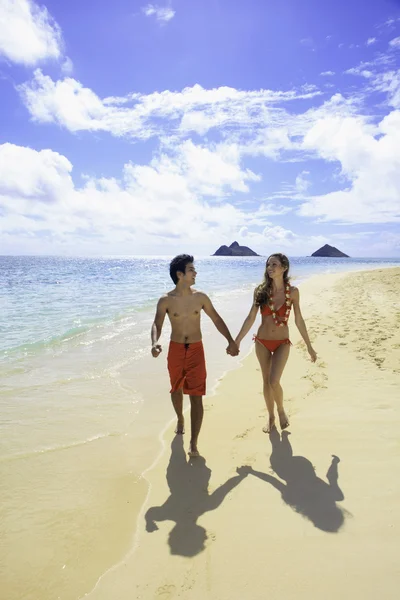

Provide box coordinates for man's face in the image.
[181,262,197,284]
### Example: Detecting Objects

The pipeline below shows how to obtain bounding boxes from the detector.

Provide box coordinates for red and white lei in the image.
[269,284,291,327]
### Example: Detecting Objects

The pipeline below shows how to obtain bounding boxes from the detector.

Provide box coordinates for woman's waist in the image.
[256,323,289,340]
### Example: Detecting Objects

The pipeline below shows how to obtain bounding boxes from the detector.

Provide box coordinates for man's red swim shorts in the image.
[167,341,207,396]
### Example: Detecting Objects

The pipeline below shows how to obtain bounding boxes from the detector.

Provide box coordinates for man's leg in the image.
[171,390,185,434]
[188,395,203,456]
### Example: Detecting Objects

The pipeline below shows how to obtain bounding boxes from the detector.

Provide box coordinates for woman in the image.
[235,253,317,433]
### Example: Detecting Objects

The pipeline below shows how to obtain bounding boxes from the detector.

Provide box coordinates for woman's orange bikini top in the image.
[260,302,287,317]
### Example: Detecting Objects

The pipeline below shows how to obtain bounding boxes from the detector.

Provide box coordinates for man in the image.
[151,254,239,457]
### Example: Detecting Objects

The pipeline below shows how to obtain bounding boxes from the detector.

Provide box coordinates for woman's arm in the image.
[291,287,317,362]
[235,289,259,348]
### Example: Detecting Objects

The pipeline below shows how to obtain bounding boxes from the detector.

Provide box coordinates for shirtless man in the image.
[151,254,239,457]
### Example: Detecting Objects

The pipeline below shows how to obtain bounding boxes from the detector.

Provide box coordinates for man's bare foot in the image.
[175,416,185,434]
[278,410,290,430]
[262,416,276,434]
[188,441,200,457]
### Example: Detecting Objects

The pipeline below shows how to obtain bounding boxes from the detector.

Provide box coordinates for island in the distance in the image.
[311,244,349,258]
[213,241,260,256]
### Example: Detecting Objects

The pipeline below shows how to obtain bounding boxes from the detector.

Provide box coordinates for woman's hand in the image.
[308,346,317,362]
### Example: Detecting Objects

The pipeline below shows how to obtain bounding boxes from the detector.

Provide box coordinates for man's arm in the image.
[151,297,168,357]
[202,294,239,356]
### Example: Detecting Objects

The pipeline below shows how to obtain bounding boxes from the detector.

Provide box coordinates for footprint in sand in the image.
[156,584,176,598]
[305,371,328,390]
[245,454,257,463]
[235,428,253,439]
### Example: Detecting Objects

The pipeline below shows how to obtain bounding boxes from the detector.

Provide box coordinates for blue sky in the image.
[0,0,400,256]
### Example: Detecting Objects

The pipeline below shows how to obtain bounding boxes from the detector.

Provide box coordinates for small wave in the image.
[0,431,123,463]
[1,325,91,360]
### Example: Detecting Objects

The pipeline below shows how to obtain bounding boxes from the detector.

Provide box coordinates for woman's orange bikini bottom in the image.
[253,336,292,353]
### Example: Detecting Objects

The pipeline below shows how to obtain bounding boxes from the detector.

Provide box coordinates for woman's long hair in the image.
[255,253,291,308]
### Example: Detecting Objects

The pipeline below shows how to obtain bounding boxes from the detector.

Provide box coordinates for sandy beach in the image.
[79,267,400,600]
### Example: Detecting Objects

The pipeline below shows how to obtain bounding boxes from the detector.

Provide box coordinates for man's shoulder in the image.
[157,292,174,304]
[192,289,209,301]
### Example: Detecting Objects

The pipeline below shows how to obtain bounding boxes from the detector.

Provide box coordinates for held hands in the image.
[226,340,239,357]
[236,465,252,476]
[151,344,162,358]
[308,346,317,363]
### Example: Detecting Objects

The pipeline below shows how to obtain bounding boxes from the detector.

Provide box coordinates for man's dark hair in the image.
[169,254,194,284]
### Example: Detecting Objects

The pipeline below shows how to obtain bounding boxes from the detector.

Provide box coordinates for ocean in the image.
[1,254,399,600]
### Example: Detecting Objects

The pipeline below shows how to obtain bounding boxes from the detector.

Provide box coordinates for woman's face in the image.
[266,255,286,279]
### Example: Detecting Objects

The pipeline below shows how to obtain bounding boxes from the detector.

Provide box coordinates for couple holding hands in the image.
[151,253,316,457]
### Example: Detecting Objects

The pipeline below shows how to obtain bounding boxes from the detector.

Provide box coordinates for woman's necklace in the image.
[269,283,291,327]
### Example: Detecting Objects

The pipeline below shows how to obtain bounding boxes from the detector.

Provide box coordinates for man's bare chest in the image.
[167,297,203,320]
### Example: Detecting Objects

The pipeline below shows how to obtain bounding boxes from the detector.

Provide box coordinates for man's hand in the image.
[151,344,162,358]
[226,340,239,356]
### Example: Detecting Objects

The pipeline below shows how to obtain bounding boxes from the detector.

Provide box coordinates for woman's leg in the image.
[255,341,274,432]
[270,343,291,429]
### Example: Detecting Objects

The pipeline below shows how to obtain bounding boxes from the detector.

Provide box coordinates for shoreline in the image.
[82,266,400,600]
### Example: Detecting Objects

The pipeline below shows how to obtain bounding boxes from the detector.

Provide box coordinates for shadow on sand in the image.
[145,435,249,556]
[249,429,346,532]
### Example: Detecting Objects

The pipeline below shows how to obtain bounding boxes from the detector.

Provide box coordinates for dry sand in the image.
[84,267,400,600]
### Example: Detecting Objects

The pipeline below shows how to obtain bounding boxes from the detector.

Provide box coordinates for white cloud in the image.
[0,142,73,203]
[142,4,175,23]
[261,224,296,244]
[367,37,377,46]
[345,67,374,78]
[321,71,335,76]
[0,141,263,253]
[389,36,400,49]
[236,225,329,256]
[295,170,311,193]
[371,70,400,109]
[18,70,108,132]
[0,0,63,65]
[235,224,296,247]
[18,70,323,141]
[299,111,400,223]
[300,37,314,48]
[61,56,73,75]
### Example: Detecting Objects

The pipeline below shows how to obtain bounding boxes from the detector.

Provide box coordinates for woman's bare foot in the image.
[278,410,290,430]
[175,416,185,434]
[188,441,200,457]
[262,415,276,434]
